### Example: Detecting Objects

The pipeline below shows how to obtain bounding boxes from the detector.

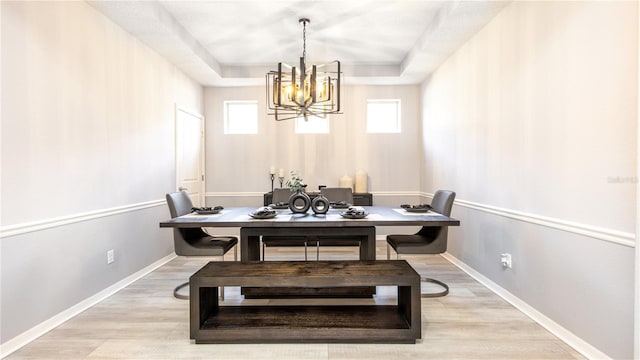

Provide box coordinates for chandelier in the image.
[266,18,342,121]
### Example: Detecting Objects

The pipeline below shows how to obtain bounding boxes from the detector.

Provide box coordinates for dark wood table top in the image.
[160,206,460,228]
[191,260,420,287]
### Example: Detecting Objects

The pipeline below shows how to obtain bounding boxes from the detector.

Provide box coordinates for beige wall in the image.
[1,0,202,346]
[421,1,637,358]
[203,84,423,207]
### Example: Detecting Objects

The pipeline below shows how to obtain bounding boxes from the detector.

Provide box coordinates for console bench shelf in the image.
[190,260,421,344]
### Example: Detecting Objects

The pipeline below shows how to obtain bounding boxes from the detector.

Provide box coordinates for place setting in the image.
[187,206,225,217]
[191,206,224,214]
[330,200,352,209]
[267,201,289,210]
[248,206,277,219]
[339,206,368,219]
[401,204,432,212]
[394,204,441,216]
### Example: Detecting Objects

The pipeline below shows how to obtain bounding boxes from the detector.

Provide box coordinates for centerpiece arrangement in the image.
[285,171,330,214]
[285,171,311,213]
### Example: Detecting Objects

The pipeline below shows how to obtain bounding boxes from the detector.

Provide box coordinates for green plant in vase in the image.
[286,171,306,193]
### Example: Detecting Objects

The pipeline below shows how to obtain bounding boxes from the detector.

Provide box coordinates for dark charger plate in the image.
[195,209,221,215]
[331,204,351,209]
[269,204,289,210]
[249,212,277,219]
[403,208,431,213]
[340,212,368,219]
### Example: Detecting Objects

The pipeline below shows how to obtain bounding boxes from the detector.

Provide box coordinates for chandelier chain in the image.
[302,20,307,62]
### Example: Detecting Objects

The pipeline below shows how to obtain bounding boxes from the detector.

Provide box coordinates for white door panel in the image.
[176,106,205,207]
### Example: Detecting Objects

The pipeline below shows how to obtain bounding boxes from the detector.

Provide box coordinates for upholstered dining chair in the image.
[270,188,291,205]
[386,190,456,297]
[320,187,354,205]
[261,188,312,260]
[166,191,237,300]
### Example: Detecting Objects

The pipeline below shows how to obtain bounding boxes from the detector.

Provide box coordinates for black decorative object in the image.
[311,195,329,214]
[288,192,311,214]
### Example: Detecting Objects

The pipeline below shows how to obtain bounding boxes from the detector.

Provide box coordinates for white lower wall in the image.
[442,251,615,360]
[0,204,174,351]
[1,0,202,350]
[446,202,634,359]
[420,1,637,358]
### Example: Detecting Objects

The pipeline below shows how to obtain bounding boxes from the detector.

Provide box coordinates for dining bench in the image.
[189,260,421,343]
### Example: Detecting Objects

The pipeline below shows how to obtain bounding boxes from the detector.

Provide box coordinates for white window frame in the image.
[224,100,258,134]
[366,99,401,133]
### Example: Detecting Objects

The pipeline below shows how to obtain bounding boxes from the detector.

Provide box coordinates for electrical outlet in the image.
[500,253,512,269]
[107,249,115,264]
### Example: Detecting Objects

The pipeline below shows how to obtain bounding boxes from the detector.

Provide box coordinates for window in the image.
[295,115,329,134]
[366,99,401,133]
[224,101,258,134]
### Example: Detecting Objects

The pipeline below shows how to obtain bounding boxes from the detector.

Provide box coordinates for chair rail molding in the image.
[420,192,635,248]
[0,199,166,238]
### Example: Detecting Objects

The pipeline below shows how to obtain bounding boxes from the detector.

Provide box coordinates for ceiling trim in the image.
[89,0,510,87]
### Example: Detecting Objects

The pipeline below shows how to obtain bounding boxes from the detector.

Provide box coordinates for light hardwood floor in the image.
[7,243,585,359]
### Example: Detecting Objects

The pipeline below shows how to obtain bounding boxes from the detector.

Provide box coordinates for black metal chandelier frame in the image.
[266,18,342,121]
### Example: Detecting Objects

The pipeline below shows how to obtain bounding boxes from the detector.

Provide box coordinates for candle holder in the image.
[269,174,275,192]
[279,176,284,188]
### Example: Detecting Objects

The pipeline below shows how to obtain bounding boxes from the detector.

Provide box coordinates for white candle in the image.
[339,175,353,190]
[270,166,275,175]
[355,170,368,193]
[279,168,284,177]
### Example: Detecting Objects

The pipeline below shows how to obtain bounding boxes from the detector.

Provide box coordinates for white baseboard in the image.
[441,252,611,360]
[0,253,177,359]
[0,248,613,359]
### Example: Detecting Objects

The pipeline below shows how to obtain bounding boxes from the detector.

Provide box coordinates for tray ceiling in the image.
[89,0,509,86]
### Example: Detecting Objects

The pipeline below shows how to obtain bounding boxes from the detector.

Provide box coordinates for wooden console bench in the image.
[189,260,421,344]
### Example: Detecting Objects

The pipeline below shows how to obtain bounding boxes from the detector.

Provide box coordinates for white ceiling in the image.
[88,0,509,86]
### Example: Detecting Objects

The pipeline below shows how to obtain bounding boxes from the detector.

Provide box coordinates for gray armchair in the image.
[166,191,237,299]
[386,190,456,297]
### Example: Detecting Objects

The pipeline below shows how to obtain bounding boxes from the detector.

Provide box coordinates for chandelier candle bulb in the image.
[355,170,368,193]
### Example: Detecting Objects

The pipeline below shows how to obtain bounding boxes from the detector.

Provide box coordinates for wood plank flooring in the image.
[6,243,585,359]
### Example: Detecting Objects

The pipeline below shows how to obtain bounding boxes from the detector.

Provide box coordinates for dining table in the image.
[160,205,460,297]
